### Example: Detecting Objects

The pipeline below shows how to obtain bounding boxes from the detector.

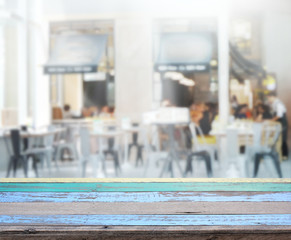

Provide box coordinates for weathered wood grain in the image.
[1,226,291,240]
[1,182,290,192]
[2,178,291,183]
[0,179,290,239]
[0,214,291,226]
[1,191,290,202]
[1,202,291,215]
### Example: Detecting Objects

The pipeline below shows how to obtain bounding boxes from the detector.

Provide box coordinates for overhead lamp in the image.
[164,71,184,81]
[210,59,218,67]
[179,78,195,87]
[83,72,106,81]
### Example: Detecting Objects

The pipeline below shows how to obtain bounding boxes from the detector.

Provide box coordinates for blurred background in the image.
[0,0,290,178]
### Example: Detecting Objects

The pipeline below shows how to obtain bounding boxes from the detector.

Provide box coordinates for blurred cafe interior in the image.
[0,0,291,178]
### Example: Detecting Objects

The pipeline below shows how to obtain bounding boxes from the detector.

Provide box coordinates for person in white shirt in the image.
[267,92,288,159]
[63,104,72,119]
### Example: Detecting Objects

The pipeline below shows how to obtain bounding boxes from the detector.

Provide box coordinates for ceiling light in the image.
[164,71,183,80]
[179,78,195,87]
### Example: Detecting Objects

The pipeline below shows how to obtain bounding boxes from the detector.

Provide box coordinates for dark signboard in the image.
[44,34,107,74]
[154,63,210,72]
[155,32,213,72]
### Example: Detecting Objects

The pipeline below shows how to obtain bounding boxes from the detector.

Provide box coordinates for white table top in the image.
[90,130,124,138]
[52,119,92,124]
[122,126,140,133]
[210,128,254,137]
[1,128,65,138]
[210,121,281,137]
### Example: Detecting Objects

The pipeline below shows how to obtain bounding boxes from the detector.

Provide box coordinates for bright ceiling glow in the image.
[164,71,184,81]
[179,77,195,87]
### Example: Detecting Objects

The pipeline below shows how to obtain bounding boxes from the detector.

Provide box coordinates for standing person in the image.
[267,92,289,159]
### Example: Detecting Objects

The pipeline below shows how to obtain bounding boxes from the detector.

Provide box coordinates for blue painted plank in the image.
[1,192,290,203]
[0,182,291,192]
[0,214,290,226]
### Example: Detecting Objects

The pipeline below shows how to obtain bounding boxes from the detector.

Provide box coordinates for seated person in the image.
[89,106,99,117]
[63,104,72,119]
[235,104,248,119]
[108,107,115,118]
[190,105,203,125]
[231,95,239,112]
[198,104,211,135]
[255,104,273,122]
[161,99,172,107]
[99,106,111,118]
[82,107,91,118]
[190,103,211,135]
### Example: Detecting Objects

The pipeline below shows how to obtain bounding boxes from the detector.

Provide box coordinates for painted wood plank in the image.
[1,225,291,231]
[0,214,290,226]
[2,178,291,183]
[1,202,291,215]
[0,182,290,192]
[1,191,290,202]
[1,226,291,240]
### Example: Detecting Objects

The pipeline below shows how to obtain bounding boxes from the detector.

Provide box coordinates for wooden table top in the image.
[0,178,290,239]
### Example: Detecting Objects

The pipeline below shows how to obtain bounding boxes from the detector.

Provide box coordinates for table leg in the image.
[98,136,107,177]
[124,133,129,162]
[159,125,183,178]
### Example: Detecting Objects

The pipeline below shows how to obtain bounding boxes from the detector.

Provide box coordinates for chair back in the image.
[189,122,204,151]
[47,125,59,144]
[195,124,208,145]
[47,125,55,131]
[150,125,161,151]
[79,127,91,158]
[53,127,63,144]
[106,125,120,150]
[189,122,197,149]
[44,132,55,148]
[252,123,263,148]
[226,128,239,159]
[141,125,151,153]
[142,125,161,154]
[65,125,76,143]
[10,129,21,157]
[262,122,281,149]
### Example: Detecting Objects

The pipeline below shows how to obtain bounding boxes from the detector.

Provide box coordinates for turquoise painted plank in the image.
[0,182,290,192]
[0,214,290,226]
[1,192,290,203]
